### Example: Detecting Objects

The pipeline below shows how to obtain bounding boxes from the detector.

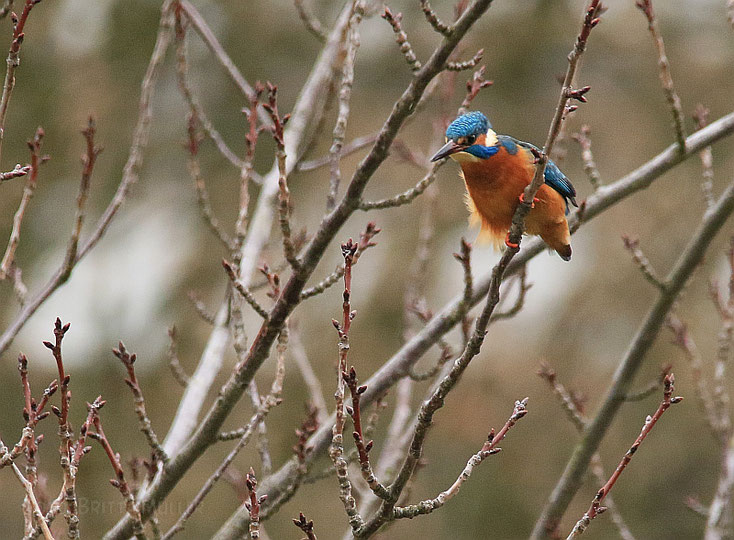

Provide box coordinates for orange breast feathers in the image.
[459,145,571,256]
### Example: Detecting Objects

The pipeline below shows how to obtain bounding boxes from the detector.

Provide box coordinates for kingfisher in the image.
[431,111,577,261]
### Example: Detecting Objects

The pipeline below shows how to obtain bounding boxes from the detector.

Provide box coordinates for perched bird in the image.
[431,111,577,261]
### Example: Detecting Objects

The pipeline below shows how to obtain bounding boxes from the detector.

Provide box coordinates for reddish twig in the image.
[0,127,44,279]
[566,374,682,538]
[0,0,42,164]
[293,512,317,540]
[293,404,319,470]
[300,222,380,300]
[343,367,390,500]
[458,65,493,115]
[330,238,365,530]
[90,414,146,540]
[264,83,299,270]
[245,468,266,540]
[0,163,30,182]
[391,398,528,520]
[113,342,167,463]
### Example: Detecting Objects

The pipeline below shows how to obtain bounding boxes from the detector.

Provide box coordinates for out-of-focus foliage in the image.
[0,0,732,538]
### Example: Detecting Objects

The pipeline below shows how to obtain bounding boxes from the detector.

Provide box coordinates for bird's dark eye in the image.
[466,135,476,145]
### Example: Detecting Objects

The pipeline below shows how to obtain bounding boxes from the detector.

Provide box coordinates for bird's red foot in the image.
[505,232,519,249]
[519,193,539,208]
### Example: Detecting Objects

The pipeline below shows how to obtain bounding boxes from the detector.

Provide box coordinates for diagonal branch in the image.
[531,178,734,539]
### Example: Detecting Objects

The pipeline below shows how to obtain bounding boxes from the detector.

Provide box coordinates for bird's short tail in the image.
[556,244,572,261]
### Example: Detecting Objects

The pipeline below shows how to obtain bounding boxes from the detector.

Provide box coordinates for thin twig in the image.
[300,222,379,300]
[391,398,528,520]
[327,1,363,211]
[223,259,269,319]
[566,375,682,538]
[163,331,285,539]
[532,178,734,539]
[420,0,452,36]
[636,0,687,152]
[0,128,44,279]
[0,163,30,182]
[8,459,54,540]
[666,313,720,434]
[0,0,176,356]
[173,9,245,170]
[0,0,41,164]
[294,0,327,41]
[693,104,715,208]
[166,327,189,388]
[113,342,167,463]
[293,512,318,540]
[330,239,365,531]
[359,162,442,210]
[572,125,602,190]
[382,7,422,71]
[622,235,666,290]
[90,414,147,540]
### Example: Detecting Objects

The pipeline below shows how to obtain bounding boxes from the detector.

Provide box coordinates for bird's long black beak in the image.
[430,140,464,162]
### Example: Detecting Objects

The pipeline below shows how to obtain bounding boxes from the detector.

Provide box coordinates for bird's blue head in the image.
[445,111,491,140]
[431,111,497,162]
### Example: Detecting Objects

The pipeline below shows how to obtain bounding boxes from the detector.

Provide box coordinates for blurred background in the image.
[1,0,733,538]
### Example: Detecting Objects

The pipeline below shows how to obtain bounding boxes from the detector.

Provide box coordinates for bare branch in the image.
[0,127,44,279]
[420,0,452,36]
[0,0,42,164]
[113,342,167,463]
[327,1,364,211]
[566,375,682,538]
[622,235,666,290]
[636,0,687,152]
[391,398,528,520]
[693,104,715,208]
[294,0,327,42]
[531,178,734,538]
[572,125,603,190]
[382,7,422,72]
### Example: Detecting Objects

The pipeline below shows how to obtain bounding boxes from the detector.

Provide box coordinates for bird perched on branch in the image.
[431,111,577,261]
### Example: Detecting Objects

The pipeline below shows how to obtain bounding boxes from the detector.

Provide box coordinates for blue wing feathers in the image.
[500,136,578,212]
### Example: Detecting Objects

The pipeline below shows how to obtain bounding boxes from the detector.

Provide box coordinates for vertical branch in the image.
[264,83,299,270]
[61,117,100,279]
[112,343,167,463]
[636,0,687,152]
[693,104,715,208]
[330,239,365,531]
[0,127,44,279]
[236,82,264,245]
[246,469,265,540]
[0,0,41,165]
[327,0,363,211]
[572,125,602,190]
[509,0,601,252]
